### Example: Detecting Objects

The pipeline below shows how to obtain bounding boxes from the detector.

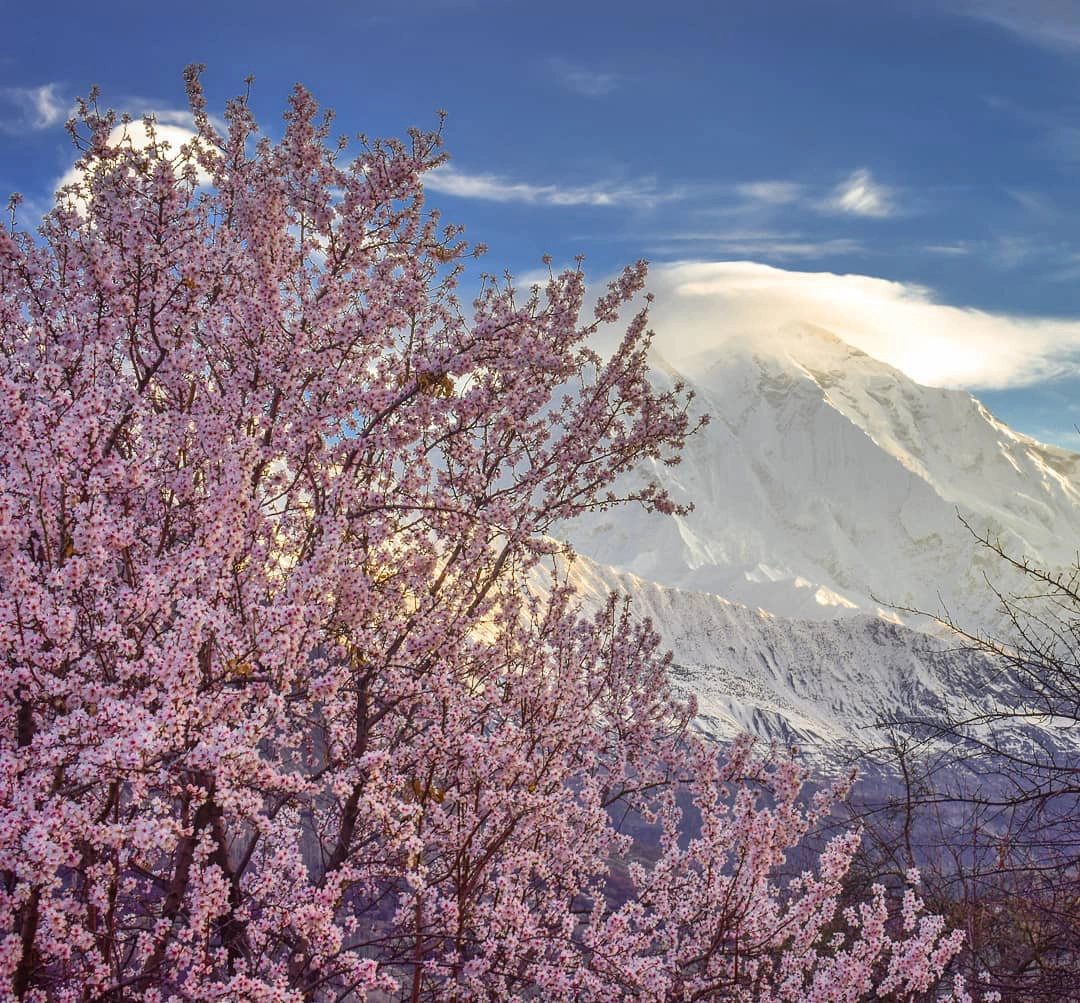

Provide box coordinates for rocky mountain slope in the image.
[553,554,1003,757]
[555,323,1080,757]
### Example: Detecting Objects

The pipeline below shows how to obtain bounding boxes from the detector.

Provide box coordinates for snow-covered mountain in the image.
[546,322,1080,760]
[564,322,1080,633]
[558,553,1002,754]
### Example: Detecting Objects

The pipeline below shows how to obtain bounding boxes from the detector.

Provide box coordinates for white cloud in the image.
[989,235,1038,269]
[424,164,893,220]
[923,244,971,256]
[0,83,67,133]
[55,115,211,201]
[646,231,862,260]
[823,168,894,218]
[735,181,804,206]
[547,57,619,97]
[955,0,1080,50]
[642,260,1080,389]
[424,163,667,208]
[722,171,895,219]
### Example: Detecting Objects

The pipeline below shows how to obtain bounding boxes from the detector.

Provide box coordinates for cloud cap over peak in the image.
[644,260,1080,389]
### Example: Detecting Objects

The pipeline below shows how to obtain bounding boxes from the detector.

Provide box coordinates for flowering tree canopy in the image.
[0,68,972,1001]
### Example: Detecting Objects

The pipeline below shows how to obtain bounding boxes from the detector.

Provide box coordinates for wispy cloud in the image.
[0,82,67,133]
[954,0,1080,50]
[926,233,1076,272]
[720,171,897,219]
[546,57,619,97]
[822,168,895,218]
[734,181,804,206]
[924,243,971,256]
[989,235,1040,269]
[643,260,1080,389]
[1007,188,1055,216]
[426,164,897,219]
[985,94,1080,165]
[647,231,862,260]
[424,163,669,208]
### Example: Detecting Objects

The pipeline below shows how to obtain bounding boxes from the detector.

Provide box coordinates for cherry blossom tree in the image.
[0,67,973,1001]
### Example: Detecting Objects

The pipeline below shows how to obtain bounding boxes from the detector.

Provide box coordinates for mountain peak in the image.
[778,321,866,354]
[565,328,1080,632]
[679,321,898,393]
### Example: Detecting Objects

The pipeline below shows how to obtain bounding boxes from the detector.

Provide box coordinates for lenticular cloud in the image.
[643,260,1080,390]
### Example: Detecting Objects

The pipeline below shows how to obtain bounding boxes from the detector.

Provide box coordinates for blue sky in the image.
[5,0,1080,445]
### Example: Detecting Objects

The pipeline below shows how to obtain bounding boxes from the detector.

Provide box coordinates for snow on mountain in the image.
[545,552,1002,757]
[563,322,1080,633]
[545,322,1080,763]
